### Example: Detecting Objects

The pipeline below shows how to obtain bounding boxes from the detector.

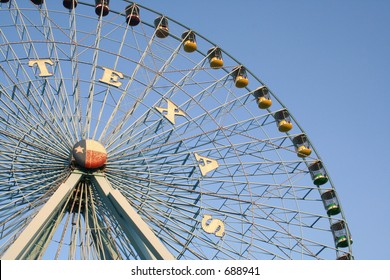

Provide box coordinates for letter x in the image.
[155,99,186,125]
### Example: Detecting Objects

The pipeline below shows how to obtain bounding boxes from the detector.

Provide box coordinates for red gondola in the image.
[125,3,140,26]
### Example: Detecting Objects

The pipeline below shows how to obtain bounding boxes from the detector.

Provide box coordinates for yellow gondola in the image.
[232,66,249,88]
[182,31,197,53]
[207,47,224,69]
[292,134,312,157]
[274,109,293,132]
[254,86,272,109]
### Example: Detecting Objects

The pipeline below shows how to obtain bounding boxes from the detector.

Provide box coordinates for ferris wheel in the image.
[0,0,353,260]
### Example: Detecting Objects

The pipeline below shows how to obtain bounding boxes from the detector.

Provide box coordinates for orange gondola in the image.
[154,16,169,38]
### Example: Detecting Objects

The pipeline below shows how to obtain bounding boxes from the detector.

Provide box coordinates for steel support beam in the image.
[86,210,122,260]
[91,174,175,260]
[2,172,83,260]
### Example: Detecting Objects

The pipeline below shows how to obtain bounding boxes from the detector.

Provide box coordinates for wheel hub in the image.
[72,139,107,169]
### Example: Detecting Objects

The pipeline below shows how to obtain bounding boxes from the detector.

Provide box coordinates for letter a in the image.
[194,153,219,176]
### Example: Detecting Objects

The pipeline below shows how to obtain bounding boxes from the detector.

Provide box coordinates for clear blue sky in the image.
[135,0,390,260]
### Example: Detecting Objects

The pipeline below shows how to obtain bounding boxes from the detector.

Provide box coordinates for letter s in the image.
[201,214,225,237]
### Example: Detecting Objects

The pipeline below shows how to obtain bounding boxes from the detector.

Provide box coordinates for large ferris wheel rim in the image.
[0,0,353,259]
